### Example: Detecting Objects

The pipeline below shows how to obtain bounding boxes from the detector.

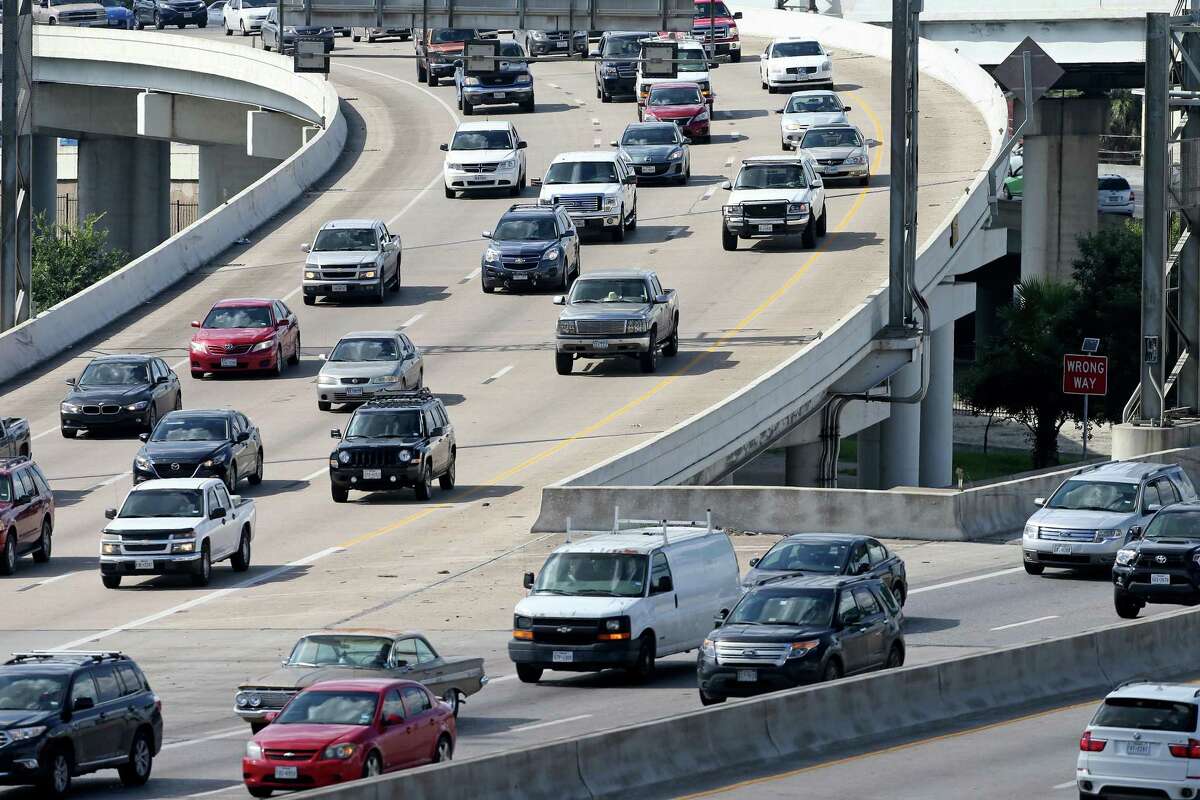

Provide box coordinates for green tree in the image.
[962,278,1082,468]
[31,212,127,312]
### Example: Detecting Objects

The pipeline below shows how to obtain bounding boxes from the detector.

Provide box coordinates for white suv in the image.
[536,152,638,242]
[720,155,827,251]
[760,37,833,93]
[441,120,528,198]
[1078,682,1200,799]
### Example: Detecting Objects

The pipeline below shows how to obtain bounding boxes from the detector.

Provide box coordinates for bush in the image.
[31,212,127,312]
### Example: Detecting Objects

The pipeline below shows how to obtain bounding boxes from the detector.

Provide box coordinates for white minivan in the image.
[508,518,741,683]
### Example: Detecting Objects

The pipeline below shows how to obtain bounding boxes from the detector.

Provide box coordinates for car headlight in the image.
[1193,552,1200,565]
[248,694,262,708]
[1023,523,1038,539]
[1095,528,1123,542]
[125,401,149,412]
[446,162,462,171]
[787,202,810,216]
[484,248,500,263]
[61,401,80,413]
[603,195,618,210]
[530,30,546,39]
[668,148,683,160]
[322,743,359,760]
[250,339,275,352]
[190,340,206,351]
[787,640,820,659]
[235,692,249,708]
[515,615,532,629]
[362,270,377,280]
[398,450,412,463]
[698,82,710,96]
[601,65,617,77]
[700,638,715,658]
[557,319,577,335]
[135,456,153,470]
[4,725,47,744]
[305,271,317,279]
[516,72,532,83]
[246,741,263,759]
[544,247,561,261]
[101,542,120,555]
[172,541,196,554]
[626,318,651,334]
[337,451,351,464]
[1115,548,1138,566]
[538,197,553,206]
[844,154,865,165]
[464,76,480,86]
[318,375,339,386]
[692,108,710,123]
[370,375,400,384]
[498,160,516,170]
[722,205,741,217]
[783,122,803,132]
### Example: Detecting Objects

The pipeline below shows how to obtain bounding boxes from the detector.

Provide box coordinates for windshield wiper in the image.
[532,588,570,595]
[574,590,621,597]
[572,298,600,303]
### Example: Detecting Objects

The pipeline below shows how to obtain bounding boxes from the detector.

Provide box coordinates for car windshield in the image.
[1046,479,1138,512]
[735,164,808,189]
[623,126,677,145]
[277,691,378,726]
[694,1,731,16]
[494,218,558,240]
[451,130,513,151]
[243,0,272,6]
[786,94,842,114]
[120,489,205,518]
[313,228,377,252]
[571,278,650,303]
[773,41,823,58]
[150,416,229,442]
[79,361,149,386]
[756,540,850,573]
[0,674,66,711]
[0,476,10,503]
[344,410,422,439]
[1093,697,1199,732]
[202,306,272,329]
[287,635,395,668]
[728,588,835,627]
[430,28,475,43]
[1143,511,1200,541]
[99,0,124,7]
[500,41,524,58]
[801,128,861,148]
[533,553,647,597]
[648,86,702,106]
[544,161,618,185]
[1099,177,1131,191]
[329,338,399,362]
[603,35,649,58]
[678,52,708,72]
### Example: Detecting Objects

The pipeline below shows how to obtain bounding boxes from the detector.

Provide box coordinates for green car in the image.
[1002,165,1023,200]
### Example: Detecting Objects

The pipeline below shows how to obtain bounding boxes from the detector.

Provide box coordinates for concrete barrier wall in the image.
[0,28,346,387]
[299,606,1200,800]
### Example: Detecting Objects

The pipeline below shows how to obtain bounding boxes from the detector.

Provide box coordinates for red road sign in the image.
[1063,354,1108,396]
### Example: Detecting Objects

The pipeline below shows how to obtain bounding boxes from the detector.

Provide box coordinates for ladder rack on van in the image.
[560,509,720,543]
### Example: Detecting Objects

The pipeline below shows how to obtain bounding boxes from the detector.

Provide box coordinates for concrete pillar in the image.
[879,358,921,488]
[1020,96,1106,283]
[31,134,57,229]
[198,144,277,215]
[783,440,824,487]
[919,323,954,488]
[78,136,169,260]
[856,423,881,490]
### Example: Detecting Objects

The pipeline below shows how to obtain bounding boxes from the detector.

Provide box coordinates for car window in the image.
[867,541,888,565]
[837,590,860,625]
[1175,470,1199,500]
[29,466,51,496]
[91,666,122,704]
[401,686,431,716]
[70,673,99,708]
[392,638,419,666]
[852,586,881,617]
[214,484,232,508]
[382,688,404,720]
[1143,482,1162,508]
[848,543,870,574]
[13,470,34,499]
[1155,478,1180,505]
[650,275,664,296]
[237,413,251,432]
[1093,697,1199,732]
[876,583,901,616]
[413,639,436,664]
[206,488,221,513]
[650,551,673,595]
[115,664,144,695]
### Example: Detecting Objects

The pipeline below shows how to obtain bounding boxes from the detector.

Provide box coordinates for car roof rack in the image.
[506,203,554,213]
[362,389,437,409]
[7,650,126,665]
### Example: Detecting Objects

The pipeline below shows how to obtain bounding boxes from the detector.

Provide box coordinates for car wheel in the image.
[352,33,361,42]
[433,734,454,762]
[230,529,251,572]
[555,353,573,375]
[1115,588,1142,619]
[318,401,332,411]
[102,573,122,589]
[731,50,741,63]
[444,185,455,199]
[248,789,273,799]
[611,214,626,242]
[442,690,460,717]
[816,206,827,237]
[240,20,248,35]
[427,70,438,87]
[860,174,870,187]
[1023,561,1045,576]
[118,730,154,787]
[699,688,725,706]
[249,450,264,485]
[331,485,349,503]
[192,369,205,379]
[885,643,905,669]
[289,335,301,365]
[663,318,679,357]
[362,751,382,778]
[38,748,71,799]
[225,464,238,493]
[224,20,231,34]
[722,228,737,251]
[32,519,52,564]
[821,658,843,682]
[626,203,637,231]
[197,19,206,27]
[273,346,285,376]
[154,11,163,28]
[516,664,542,683]
[801,217,817,249]
[523,96,535,113]
[373,279,385,304]
[626,635,656,683]
[0,534,15,575]
[639,329,658,373]
[145,404,157,435]
[601,89,611,103]
[174,392,182,411]
[414,463,433,501]
[462,97,473,116]
[438,454,456,491]
[189,544,212,586]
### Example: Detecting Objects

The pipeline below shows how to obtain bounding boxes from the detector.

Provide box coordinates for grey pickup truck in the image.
[0,417,30,458]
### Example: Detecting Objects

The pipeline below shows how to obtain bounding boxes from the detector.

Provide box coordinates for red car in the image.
[0,456,54,574]
[639,82,711,143]
[242,679,455,798]
[189,298,301,379]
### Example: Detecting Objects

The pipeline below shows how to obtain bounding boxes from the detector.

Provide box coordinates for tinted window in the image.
[647,86,703,106]
[837,590,860,624]
[848,543,870,574]
[622,125,678,145]
[877,583,901,616]
[450,129,514,150]
[727,587,834,626]
[800,128,862,149]
[14,470,35,499]
[382,689,404,720]
[29,466,51,496]
[756,539,848,573]
[206,488,220,514]
[1144,483,1162,508]
[80,361,149,386]
[202,306,272,329]
[214,484,232,509]
[0,673,67,711]
[1098,177,1131,191]
[430,28,475,43]
[1156,478,1180,505]
[149,360,164,382]
[330,338,400,362]
[852,586,881,616]
[71,673,99,708]
[0,476,9,503]
[313,228,377,252]
[401,686,431,716]
[115,664,144,695]
[785,94,842,114]
[772,41,822,57]
[544,161,619,185]
[1175,471,1199,500]
[650,551,673,594]
[91,666,122,704]
[602,34,650,58]
[493,218,558,240]
[1093,697,1198,732]
[1143,511,1200,541]
[345,410,422,438]
[1046,479,1137,512]
[867,541,888,565]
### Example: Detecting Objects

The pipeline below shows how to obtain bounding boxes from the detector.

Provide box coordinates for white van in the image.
[508,517,741,683]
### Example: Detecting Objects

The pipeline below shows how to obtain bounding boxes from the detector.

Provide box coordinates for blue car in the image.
[454,40,535,115]
[481,204,580,293]
[100,0,134,28]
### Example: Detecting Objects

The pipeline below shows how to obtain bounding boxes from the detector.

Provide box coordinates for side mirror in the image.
[552,295,567,306]
[384,712,405,726]
[190,320,201,328]
[713,608,729,627]
[523,571,535,589]
[709,61,720,69]
[439,143,449,151]
[481,230,493,239]
[855,562,871,575]
[330,428,342,439]
[775,109,784,115]
[681,137,692,144]
[138,432,150,442]
[391,234,400,244]
[720,180,732,190]
[105,508,118,520]
[609,140,619,147]
[653,294,670,305]
[262,711,279,724]
[155,375,168,384]
[318,353,327,361]
[72,696,95,712]
[65,377,76,386]
[517,141,528,149]
[748,557,759,567]
[733,10,743,17]
[300,243,310,253]
[844,106,852,111]
[623,175,637,185]
[430,426,445,437]
[237,431,251,443]
[1129,525,1144,539]
[1145,503,1163,514]
[394,658,409,668]
[276,319,289,328]
[210,506,227,520]
[811,180,823,189]
[531,177,543,187]
[1033,497,1045,507]
[656,575,674,593]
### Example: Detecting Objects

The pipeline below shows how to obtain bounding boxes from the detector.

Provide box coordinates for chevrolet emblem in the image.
[514,258,525,264]
[557,626,571,633]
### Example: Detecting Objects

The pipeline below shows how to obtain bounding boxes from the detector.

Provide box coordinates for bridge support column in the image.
[879,359,921,488]
[78,136,169,259]
[783,440,823,487]
[919,323,954,488]
[856,423,881,490]
[31,134,57,229]
[198,144,277,215]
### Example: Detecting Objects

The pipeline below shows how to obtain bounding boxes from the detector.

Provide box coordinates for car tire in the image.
[427,71,438,87]
[781,140,791,152]
[191,544,212,587]
[248,790,273,799]
[522,96,535,113]
[601,89,612,103]
[153,12,163,28]
[373,279,385,304]
[331,485,349,503]
[289,335,301,365]
[433,734,454,762]
[885,643,905,669]
[626,635,656,683]
[626,203,638,231]
[611,213,626,242]
[762,79,768,90]
[32,519,52,564]
[816,206,827,237]
[730,50,741,63]
[699,688,725,706]
[516,664,543,683]
[639,335,658,373]
[118,730,154,787]
[102,573,122,589]
[60,426,75,439]
[482,282,494,294]
[192,369,205,379]
[0,534,15,576]
[362,751,382,778]
[318,401,332,411]
[145,404,157,435]
[462,97,473,116]
[442,690,460,717]
[38,748,72,799]
[230,529,251,572]
[174,392,183,411]
[198,20,206,28]
[663,318,679,357]
[352,33,361,42]
[225,464,238,493]
[414,463,433,501]
[821,658,843,682]
[240,20,248,35]
[444,185,455,199]
[439,455,456,491]
[1115,588,1142,619]
[224,21,231,34]
[555,353,573,375]
[801,217,817,249]
[860,174,870,187]
[249,450,264,485]
[1023,561,1045,576]
[722,228,737,251]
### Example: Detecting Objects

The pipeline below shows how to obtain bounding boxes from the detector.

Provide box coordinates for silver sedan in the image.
[316,331,424,411]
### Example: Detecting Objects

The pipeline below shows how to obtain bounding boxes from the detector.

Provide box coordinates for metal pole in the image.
[1,0,33,331]
[1142,12,1170,424]
[303,0,310,27]
[1180,0,1200,411]
[888,0,918,328]
[1083,394,1089,461]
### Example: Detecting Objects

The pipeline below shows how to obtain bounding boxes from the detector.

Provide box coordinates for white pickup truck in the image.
[100,477,255,589]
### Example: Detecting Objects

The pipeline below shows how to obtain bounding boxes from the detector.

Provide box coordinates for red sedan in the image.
[243,679,455,798]
[639,82,711,143]
[189,298,301,379]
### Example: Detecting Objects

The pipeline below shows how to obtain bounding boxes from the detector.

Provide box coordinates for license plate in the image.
[552,651,573,663]
[1125,741,1152,756]
[346,386,363,396]
[469,177,490,184]
[274,766,298,780]
[826,169,842,175]
[592,339,609,349]
[331,284,348,293]
[220,358,238,368]
[511,272,528,280]
[757,224,773,233]
[555,41,567,48]
[135,559,154,570]
[493,92,506,99]
[737,669,757,682]
[1152,573,1171,585]
[1053,543,1073,554]
[640,166,656,174]
[362,468,382,480]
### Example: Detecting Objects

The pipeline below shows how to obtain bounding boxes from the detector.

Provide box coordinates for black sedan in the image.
[742,533,907,605]
[612,121,691,185]
[60,355,182,438]
[132,409,263,492]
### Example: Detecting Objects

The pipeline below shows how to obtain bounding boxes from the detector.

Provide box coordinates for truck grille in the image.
[694,24,729,39]
[480,74,516,87]
[1137,552,1191,567]
[530,617,601,645]
[243,689,296,710]
[715,641,789,667]
[575,319,628,335]
[60,9,105,22]
[460,163,498,174]
[611,63,636,78]
[1038,528,1097,542]
[123,544,166,554]
[554,194,601,212]
[82,404,121,415]
[342,448,406,468]
[742,201,788,219]
[319,269,357,280]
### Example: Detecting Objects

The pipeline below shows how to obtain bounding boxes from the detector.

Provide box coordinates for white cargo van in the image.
[507,516,741,683]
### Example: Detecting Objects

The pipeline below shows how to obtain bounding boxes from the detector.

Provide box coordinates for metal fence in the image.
[54,195,198,235]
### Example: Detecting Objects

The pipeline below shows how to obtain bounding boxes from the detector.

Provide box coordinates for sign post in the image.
[1063,344,1107,461]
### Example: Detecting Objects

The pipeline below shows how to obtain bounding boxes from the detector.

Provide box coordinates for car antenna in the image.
[612,506,620,534]
[565,516,572,544]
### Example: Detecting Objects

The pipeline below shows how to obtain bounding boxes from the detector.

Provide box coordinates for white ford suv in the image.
[720,155,827,251]
[441,120,528,198]
[536,151,638,242]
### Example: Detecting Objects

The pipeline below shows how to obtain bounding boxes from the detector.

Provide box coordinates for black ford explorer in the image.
[697,575,904,705]
[1113,503,1200,618]
[0,651,162,798]
[328,390,456,503]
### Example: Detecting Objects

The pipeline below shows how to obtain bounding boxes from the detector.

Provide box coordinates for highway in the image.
[0,28,1131,800]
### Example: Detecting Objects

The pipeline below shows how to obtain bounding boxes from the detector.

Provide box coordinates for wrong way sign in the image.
[1063,354,1108,396]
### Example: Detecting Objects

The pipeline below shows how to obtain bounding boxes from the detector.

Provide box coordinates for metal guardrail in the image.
[54,195,198,236]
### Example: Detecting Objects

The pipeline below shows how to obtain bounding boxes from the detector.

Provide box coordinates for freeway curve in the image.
[0,28,1130,800]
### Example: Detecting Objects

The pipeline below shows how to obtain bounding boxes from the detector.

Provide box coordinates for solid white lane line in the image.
[990,615,1060,632]
[1053,781,1077,790]
[31,428,58,441]
[302,465,328,482]
[483,365,513,384]
[487,673,517,683]
[281,286,302,303]
[170,357,190,371]
[723,156,733,168]
[462,267,482,283]
[509,714,591,734]
[593,137,602,148]
[17,572,79,592]
[94,471,130,489]
[908,567,1025,596]
[186,786,244,799]
[401,313,423,328]
[162,726,248,751]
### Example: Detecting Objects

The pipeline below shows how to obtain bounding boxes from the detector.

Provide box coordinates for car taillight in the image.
[1169,738,1200,758]
[1080,731,1107,752]
[1130,190,1135,201]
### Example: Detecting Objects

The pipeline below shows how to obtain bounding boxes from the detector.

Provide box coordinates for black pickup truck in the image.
[1113,502,1200,618]
[0,417,30,459]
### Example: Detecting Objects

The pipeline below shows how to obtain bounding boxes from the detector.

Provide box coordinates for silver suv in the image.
[1022,461,1198,575]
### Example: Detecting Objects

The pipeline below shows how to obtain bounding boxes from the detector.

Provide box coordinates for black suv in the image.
[1113,502,1200,618]
[697,575,904,705]
[594,31,654,102]
[0,651,162,797]
[741,533,908,605]
[329,390,456,503]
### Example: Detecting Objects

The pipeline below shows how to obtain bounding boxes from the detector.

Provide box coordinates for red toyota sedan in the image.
[242,679,455,797]
[639,82,711,143]
[189,298,301,379]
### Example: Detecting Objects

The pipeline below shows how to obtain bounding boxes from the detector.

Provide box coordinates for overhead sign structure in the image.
[464,39,499,75]
[992,37,1065,106]
[1063,353,1108,396]
[293,38,330,74]
[641,41,678,80]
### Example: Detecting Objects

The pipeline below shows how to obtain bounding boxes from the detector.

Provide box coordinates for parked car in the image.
[0,416,30,457]
[316,331,424,410]
[0,651,162,798]
[742,533,908,603]
[760,37,833,92]
[554,269,678,374]
[417,27,479,86]
[697,575,904,705]
[777,89,851,151]
[720,155,828,250]
[0,456,54,575]
[1099,173,1136,216]
[639,82,711,143]
[242,679,454,797]
[481,203,580,293]
[1112,502,1200,617]
[636,38,715,111]
[1002,164,1023,200]
[222,0,270,35]
[536,151,637,240]
[302,219,402,305]
[613,121,692,184]
[100,0,134,28]
[1076,682,1200,799]
[441,120,528,198]
[205,0,223,24]
[133,0,205,28]
[235,630,487,730]
[32,0,107,27]
[328,390,456,503]
[132,408,264,491]
[1022,461,1197,575]
[453,40,534,115]
[351,24,409,42]
[260,7,334,52]
[524,28,586,56]
[101,477,254,588]
[60,355,182,438]
[797,123,870,185]
[189,298,301,378]
[693,0,741,61]
[509,518,741,683]
[593,30,654,103]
